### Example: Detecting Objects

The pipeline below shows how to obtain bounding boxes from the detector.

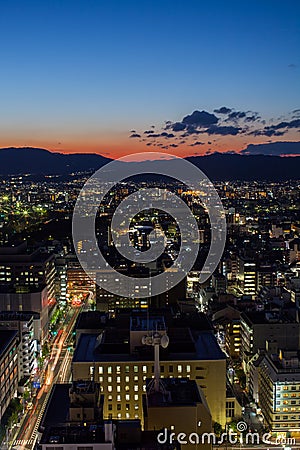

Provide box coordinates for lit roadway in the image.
[9,301,87,450]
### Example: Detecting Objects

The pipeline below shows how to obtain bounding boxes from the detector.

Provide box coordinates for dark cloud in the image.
[271,118,300,130]
[144,130,155,134]
[129,133,141,138]
[245,114,261,123]
[160,132,175,138]
[182,110,218,127]
[206,125,241,136]
[241,141,300,156]
[169,122,186,132]
[249,129,285,137]
[130,130,136,133]
[214,106,232,114]
[148,132,175,138]
[227,111,246,121]
[190,141,205,146]
[250,118,300,137]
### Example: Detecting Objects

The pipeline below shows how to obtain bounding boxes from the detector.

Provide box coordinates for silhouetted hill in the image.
[0,147,299,180]
[0,147,111,175]
[186,153,300,180]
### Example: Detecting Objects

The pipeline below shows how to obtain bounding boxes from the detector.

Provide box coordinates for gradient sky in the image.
[0,0,299,157]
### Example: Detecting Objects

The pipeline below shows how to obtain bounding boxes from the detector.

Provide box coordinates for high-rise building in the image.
[237,257,256,296]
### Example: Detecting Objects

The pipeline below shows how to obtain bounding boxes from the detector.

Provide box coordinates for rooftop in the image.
[73,329,225,363]
[146,378,202,407]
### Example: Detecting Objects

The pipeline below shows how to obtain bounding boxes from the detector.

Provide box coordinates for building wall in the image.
[0,333,18,420]
[258,359,300,435]
[72,358,227,426]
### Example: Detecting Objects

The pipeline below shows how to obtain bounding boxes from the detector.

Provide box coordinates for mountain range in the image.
[0,146,299,181]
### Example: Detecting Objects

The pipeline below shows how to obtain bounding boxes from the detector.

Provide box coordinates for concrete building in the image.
[0,311,37,379]
[39,382,179,450]
[0,241,56,301]
[143,378,212,450]
[0,287,48,342]
[258,350,300,437]
[72,310,227,426]
[240,310,300,369]
[237,257,256,296]
[0,330,18,420]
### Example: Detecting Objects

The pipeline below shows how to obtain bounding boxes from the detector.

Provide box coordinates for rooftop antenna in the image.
[142,330,169,392]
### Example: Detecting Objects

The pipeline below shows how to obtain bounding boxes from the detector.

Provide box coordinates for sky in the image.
[0,0,299,158]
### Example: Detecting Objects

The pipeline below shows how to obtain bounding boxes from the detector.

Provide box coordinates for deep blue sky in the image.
[0,0,299,156]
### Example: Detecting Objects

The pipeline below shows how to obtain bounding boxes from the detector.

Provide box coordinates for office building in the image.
[0,330,18,420]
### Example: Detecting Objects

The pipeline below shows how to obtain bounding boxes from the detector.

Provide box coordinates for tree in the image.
[213,422,223,435]
[42,342,50,358]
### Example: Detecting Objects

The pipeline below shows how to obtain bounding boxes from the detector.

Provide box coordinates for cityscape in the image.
[1,1,300,449]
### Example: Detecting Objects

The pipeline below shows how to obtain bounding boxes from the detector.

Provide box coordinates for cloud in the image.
[270,118,300,130]
[241,141,300,156]
[182,110,219,127]
[206,125,241,135]
[137,107,300,149]
[190,141,205,146]
[169,122,186,132]
[214,106,232,114]
[249,129,285,137]
[250,118,300,136]
[227,111,246,121]
[148,132,175,138]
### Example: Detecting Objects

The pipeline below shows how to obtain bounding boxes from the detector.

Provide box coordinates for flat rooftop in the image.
[40,384,71,430]
[242,310,298,325]
[130,315,166,332]
[40,425,106,445]
[73,329,225,363]
[146,378,202,407]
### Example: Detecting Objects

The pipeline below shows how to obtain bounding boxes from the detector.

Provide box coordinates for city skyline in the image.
[0,0,299,157]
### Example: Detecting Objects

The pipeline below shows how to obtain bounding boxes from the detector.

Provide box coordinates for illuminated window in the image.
[108,386,112,392]
[178,365,182,373]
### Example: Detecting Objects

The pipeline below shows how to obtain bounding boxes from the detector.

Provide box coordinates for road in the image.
[8,299,89,450]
